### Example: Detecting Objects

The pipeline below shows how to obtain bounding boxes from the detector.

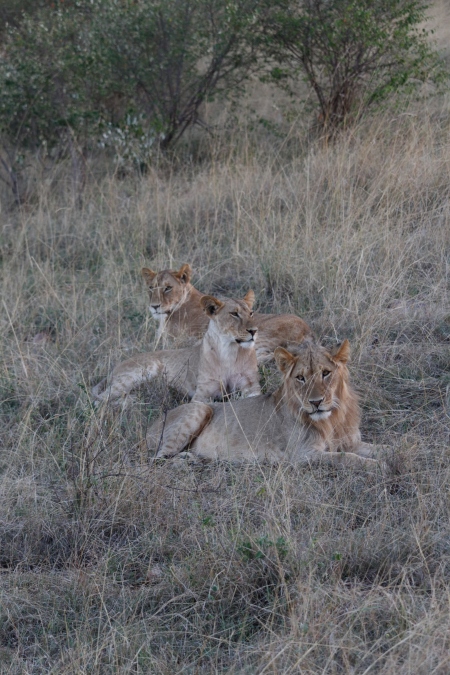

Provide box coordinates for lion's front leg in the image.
[299,443,380,467]
[352,442,388,470]
[352,441,379,459]
[92,356,163,407]
[328,433,383,463]
[192,376,261,403]
[147,402,213,459]
[317,448,380,467]
[239,371,261,398]
[191,378,221,402]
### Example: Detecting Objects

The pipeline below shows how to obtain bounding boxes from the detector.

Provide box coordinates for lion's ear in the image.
[274,347,296,374]
[142,268,156,285]
[243,290,255,310]
[330,339,350,364]
[201,295,225,316]
[175,263,192,284]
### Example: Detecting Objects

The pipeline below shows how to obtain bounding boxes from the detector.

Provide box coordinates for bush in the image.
[0,1,55,35]
[261,0,446,131]
[91,0,262,152]
[0,0,262,158]
[0,4,101,152]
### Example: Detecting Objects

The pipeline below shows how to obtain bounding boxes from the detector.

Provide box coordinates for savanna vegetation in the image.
[0,0,450,672]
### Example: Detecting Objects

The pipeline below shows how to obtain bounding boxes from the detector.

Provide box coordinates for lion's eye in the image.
[164,286,172,293]
[296,375,306,383]
[323,370,331,378]
[230,312,240,318]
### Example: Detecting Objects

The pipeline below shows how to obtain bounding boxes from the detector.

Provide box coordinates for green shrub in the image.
[261,0,446,131]
[91,0,262,152]
[0,0,262,158]
[0,4,99,150]
[0,1,55,36]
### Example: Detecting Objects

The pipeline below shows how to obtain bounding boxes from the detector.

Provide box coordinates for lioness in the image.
[142,264,314,361]
[92,292,261,407]
[142,264,206,341]
[147,339,380,466]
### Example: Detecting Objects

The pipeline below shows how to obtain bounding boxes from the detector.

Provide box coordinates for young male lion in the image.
[142,264,314,361]
[147,339,381,466]
[92,292,261,407]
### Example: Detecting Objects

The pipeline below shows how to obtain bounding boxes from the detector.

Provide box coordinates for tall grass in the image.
[1,100,450,672]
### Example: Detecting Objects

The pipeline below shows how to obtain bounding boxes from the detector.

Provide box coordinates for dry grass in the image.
[1,94,450,673]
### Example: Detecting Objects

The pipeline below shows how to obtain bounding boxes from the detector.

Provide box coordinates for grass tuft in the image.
[1,101,450,672]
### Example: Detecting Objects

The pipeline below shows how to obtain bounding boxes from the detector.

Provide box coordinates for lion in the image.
[142,264,314,360]
[142,264,207,342]
[147,339,381,467]
[92,292,261,407]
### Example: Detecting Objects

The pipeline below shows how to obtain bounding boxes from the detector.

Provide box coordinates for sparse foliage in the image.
[0,0,262,160]
[89,0,262,151]
[261,0,445,130]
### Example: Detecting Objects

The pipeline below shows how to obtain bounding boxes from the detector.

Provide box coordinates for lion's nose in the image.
[247,328,257,338]
[151,304,160,310]
[309,398,323,410]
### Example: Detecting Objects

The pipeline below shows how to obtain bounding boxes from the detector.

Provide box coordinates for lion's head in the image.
[142,264,192,318]
[275,339,354,425]
[201,291,258,348]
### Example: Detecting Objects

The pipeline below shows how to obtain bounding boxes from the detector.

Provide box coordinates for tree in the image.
[0,0,263,155]
[88,0,263,151]
[261,0,445,131]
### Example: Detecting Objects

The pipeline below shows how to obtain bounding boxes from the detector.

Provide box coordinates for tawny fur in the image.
[142,264,314,360]
[142,264,208,342]
[92,293,261,407]
[147,340,381,466]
